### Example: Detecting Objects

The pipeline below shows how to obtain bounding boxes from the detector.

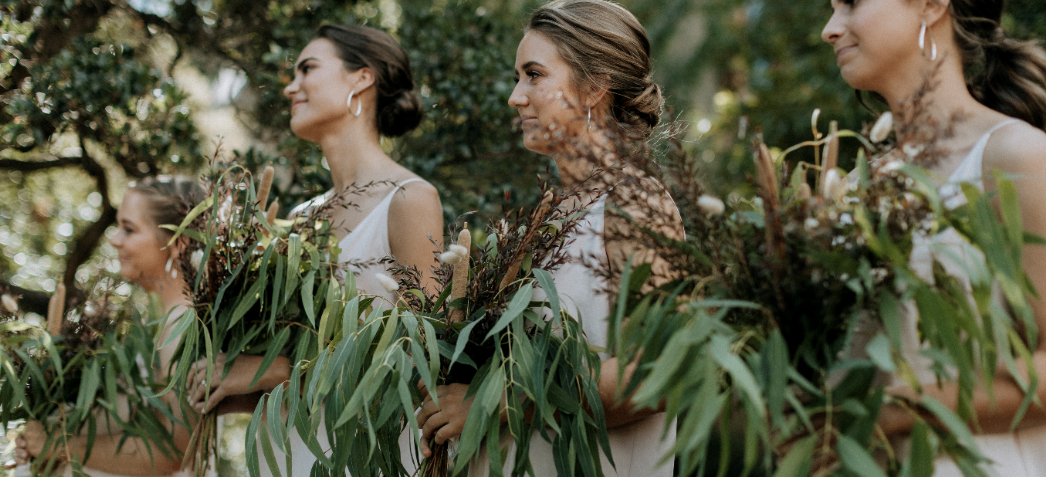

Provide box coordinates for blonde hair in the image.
[527,0,663,138]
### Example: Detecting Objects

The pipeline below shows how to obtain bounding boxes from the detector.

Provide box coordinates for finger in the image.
[416,398,439,430]
[421,412,450,445]
[202,388,226,414]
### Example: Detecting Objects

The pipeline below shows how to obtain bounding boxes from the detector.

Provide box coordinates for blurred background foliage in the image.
[1,0,1044,473]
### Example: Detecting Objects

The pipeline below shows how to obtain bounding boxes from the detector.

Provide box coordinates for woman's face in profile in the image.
[283,38,358,142]
[821,0,925,94]
[509,31,588,154]
[110,192,170,289]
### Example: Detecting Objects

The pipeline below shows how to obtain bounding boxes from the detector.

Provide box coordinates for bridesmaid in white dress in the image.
[15,176,207,476]
[414,1,683,475]
[182,24,444,476]
[822,0,1046,475]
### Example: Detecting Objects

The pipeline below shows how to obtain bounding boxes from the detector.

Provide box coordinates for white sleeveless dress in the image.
[899,118,1046,476]
[262,178,426,477]
[464,196,676,477]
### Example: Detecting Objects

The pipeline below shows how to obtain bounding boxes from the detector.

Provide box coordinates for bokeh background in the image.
[2,0,1045,475]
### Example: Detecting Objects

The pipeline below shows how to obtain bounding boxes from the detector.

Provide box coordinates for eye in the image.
[301,64,313,74]
[526,70,541,81]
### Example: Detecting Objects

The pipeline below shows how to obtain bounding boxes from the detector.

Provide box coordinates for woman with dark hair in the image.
[823,0,1046,474]
[183,24,444,477]
[15,176,207,476]
[414,1,682,475]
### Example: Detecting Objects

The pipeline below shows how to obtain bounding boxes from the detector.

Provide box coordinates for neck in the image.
[141,275,190,313]
[552,128,615,192]
[316,116,387,192]
[883,53,981,142]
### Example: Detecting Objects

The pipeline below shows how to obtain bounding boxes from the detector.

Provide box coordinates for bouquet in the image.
[604,86,1039,476]
[0,282,175,477]
[250,181,613,477]
[163,158,349,477]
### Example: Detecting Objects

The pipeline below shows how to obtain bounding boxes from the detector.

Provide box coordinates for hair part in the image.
[946,0,1046,129]
[315,24,424,137]
[129,176,207,238]
[527,0,664,139]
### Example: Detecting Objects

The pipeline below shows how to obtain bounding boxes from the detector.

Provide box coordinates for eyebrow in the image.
[296,57,318,71]
[518,61,544,71]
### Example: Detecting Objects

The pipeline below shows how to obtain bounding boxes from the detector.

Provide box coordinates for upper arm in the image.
[603,181,684,288]
[387,180,445,293]
[983,124,1046,351]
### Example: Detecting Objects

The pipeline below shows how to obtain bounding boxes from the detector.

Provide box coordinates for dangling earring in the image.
[586,108,592,129]
[347,90,362,117]
[166,257,178,279]
[919,21,938,61]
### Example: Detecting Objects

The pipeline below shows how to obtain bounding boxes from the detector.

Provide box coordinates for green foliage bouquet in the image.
[608,100,1040,476]
[161,159,345,477]
[246,184,612,477]
[0,284,175,477]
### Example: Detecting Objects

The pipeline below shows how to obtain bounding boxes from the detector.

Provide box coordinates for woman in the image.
[822,0,1046,474]
[414,1,682,475]
[184,24,444,477]
[14,176,206,476]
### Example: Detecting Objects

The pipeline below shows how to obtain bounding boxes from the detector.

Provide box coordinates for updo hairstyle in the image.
[947,0,1046,129]
[129,176,207,238]
[315,24,425,138]
[527,0,664,139]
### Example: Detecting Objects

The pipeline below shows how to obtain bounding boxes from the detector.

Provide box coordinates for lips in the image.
[835,45,856,62]
[290,99,307,114]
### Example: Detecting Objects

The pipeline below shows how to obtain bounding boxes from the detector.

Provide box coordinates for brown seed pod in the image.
[47,283,66,335]
[256,166,275,208]
[449,225,471,323]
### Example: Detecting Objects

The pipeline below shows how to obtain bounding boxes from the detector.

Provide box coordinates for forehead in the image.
[118,191,152,224]
[298,38,340,61]
[515,31,570,70]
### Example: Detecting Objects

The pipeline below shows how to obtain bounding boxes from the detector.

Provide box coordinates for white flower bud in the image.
[190,250,204,272]
[697,195,726,215]
[375,273,400,294]
[823,169,847,201]
[870,112,893,143]
[448,244,468,259]
[440,251,462,265]
[83,302,98,318]
[2,294,17,314]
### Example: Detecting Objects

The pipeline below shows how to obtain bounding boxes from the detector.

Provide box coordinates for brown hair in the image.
[316,24,424,138]
[947,0,1046,129]
[527,0,663,138]
[129,176,206,237]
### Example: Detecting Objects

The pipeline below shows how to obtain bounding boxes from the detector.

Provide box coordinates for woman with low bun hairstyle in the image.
[183,23,444,477]
[415,1,682,476]
[16,176,207,477]
[823,0,1046,474]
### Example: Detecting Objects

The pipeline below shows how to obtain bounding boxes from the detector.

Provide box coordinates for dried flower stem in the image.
[449,225,471,323]
[46,284,66,336]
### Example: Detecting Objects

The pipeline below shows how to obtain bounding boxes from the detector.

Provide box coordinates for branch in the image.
[0,282,51,317]
[62,139,116,290]
[0,156,83,172]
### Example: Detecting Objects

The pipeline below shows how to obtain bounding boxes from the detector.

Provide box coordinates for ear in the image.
[350,67,377,94]
[922,0,950,27]
[581,74,611,111]
[168,235,190,262]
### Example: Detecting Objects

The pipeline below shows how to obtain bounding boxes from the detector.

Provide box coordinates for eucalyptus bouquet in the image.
[162,160,347,477]
[0,283,175,477]
[606,95,1040,475]
[248,182,612,477]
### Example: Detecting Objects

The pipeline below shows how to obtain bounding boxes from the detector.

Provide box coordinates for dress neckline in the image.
[337,177,424,248]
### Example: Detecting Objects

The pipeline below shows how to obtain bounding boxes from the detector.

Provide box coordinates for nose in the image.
[283,76,300,100]
[508,79,528,109]
[110,229,123,248]
[821,9,843,45]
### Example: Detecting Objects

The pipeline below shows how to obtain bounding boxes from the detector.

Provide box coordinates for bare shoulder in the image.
[388,178,442,216]
[983,121,1046,176]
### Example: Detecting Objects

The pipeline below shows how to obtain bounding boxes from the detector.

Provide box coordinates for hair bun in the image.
[377,89,424,138]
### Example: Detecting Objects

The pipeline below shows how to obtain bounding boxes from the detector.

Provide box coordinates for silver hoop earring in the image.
[165,257,173,273]
[347,90,362,117]
[587,108,592,128]
[919,21,938,61]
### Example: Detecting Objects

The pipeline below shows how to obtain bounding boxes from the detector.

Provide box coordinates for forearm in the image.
[598,357,663,429]
[882,351,1046,436]
[65,433,182,476]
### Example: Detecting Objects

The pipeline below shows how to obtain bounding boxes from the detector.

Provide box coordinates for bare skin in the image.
[823,0,1046,437]
[186,38,444,414]
[414,30,683,458]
